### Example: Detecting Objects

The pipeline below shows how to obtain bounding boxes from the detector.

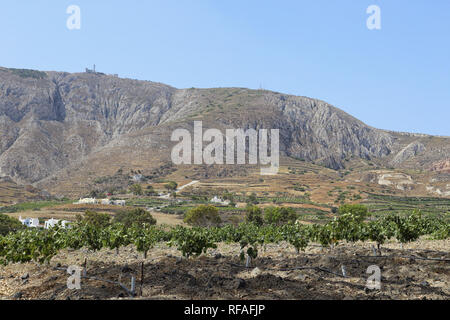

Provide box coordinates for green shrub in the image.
[114,208,156,228]
[247,192,258,205]
[76,210,111,228]
[9,68,47,79]
[184,205,221,227]
[165,181,178,191]
[264,206,297,225]
[130,184,143,196]
[89,190,106,199]
[338,204,369,223]
[0,214,24,235]
[245,205,264,226]
[222,191,235,202]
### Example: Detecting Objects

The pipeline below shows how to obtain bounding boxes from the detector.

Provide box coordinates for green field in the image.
[0,200,72,214]
[364,193,450,221]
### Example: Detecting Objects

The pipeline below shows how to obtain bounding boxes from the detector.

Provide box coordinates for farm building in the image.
[44,218,71,229]
[74,198,125,206]
[74,198,97,205]
[112,200,126,206]
[19,216,40,228]
[132,174,143,182]
[210,196,230,206]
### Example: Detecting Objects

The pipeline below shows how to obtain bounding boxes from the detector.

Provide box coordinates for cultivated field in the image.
[1,239,448,300]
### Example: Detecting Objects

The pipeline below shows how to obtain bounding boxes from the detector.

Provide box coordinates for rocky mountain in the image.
[0,67,449,196]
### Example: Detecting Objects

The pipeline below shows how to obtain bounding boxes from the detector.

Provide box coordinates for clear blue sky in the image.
[1,1,449,135]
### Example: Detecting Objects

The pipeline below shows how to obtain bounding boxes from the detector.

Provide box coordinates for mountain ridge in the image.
[0,67,449,197]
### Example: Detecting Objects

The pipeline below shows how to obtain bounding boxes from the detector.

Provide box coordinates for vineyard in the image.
[1,210,448,266]
[1,204,449,300]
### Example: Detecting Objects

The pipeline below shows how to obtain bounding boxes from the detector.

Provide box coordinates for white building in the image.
[132,174,143,182]
[113,200,126,206]
[44,218,71,229]
[19,216,40,228]
[210,196,230,206]
[74,198,97,205]
[74,198,125,206]
[100,199,111,205]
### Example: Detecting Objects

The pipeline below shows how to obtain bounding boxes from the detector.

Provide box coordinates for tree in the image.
[76,210,111,228]
[130,184,143,196]
[130,224,162,259]
[264,207,297,225]
[165,181,178,192]
[247,192,259,205]
[222,191,234,202]
[384,212,423,245]
[145,185,157,196]
[101,223,130,255]
[89,190,105,199]
[114,208,157,229]
[338,204,368,223]
[169,226,217,258]
[0,214,24,236]
[184,205,221,227]
[245,205,264,226]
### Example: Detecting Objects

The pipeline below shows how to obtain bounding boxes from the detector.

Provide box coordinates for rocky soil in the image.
[1,239,448,300]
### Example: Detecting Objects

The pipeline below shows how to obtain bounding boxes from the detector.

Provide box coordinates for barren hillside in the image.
[0,67,449,198]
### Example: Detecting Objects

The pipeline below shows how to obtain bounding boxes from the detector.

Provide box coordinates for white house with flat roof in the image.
[113,200,126,206]
[210,196,230,206]
[74,198,97,205]
[44,218,71,229]
[19,216,40,228]
[101,199,111,205]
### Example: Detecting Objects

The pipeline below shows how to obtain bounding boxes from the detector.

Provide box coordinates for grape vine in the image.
[0,211,448,266]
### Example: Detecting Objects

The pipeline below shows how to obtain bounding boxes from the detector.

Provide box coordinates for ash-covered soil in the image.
[1,239,448,300]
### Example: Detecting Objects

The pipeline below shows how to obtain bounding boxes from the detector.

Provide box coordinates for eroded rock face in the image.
[0,69,176,183]
[431,159,450,173]
[0,67,447,185]
[272,95,393,168]
[390,141,426,166]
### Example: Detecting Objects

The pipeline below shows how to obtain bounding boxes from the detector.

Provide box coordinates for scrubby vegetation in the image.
[0,214,24,236]
[264,206,298,225]
[76,210,111,228]
[245,205,264,226]
[8,68,47,79]
[114,208,156,228]
[184,205,222,227]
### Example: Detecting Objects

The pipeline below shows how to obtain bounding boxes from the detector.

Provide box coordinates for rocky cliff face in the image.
[265,94,393,167]
[431,159,450,173]
[0,68,176,183]
[0,67,448,186]
[390,141,426,166]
